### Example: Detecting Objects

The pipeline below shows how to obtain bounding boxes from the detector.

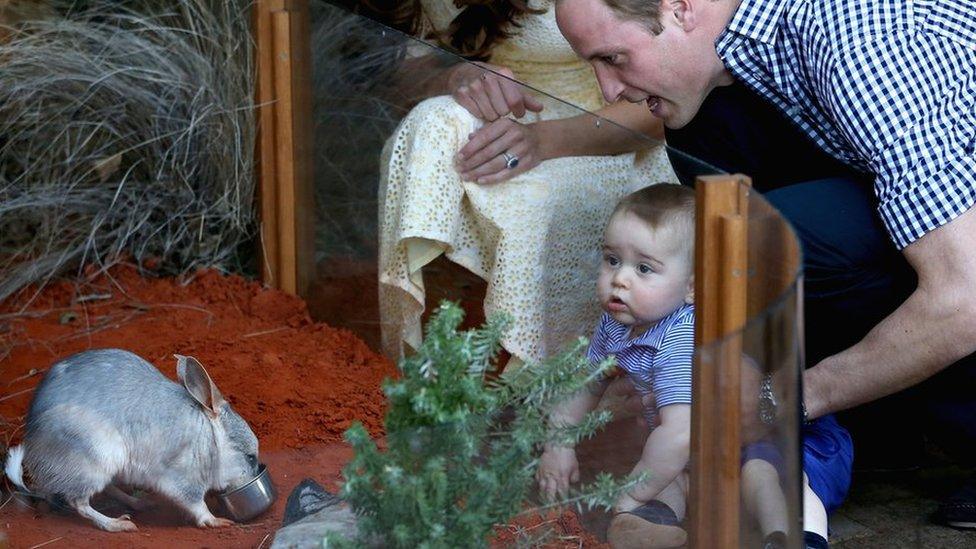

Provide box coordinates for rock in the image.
[271,504,360,548]
[282,478,343,527]
[272,479,362,548]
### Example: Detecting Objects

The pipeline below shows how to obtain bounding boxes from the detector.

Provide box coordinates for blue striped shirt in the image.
[587,304,695,425]
[716,0,976,249]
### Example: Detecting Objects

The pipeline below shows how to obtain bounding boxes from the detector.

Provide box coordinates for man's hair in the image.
[611,183,696,256]
[603,0,666,34]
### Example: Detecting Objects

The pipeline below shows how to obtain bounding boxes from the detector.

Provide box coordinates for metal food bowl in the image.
[217,463,276,522]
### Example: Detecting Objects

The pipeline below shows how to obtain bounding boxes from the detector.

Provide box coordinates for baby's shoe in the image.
[607,500,687,549]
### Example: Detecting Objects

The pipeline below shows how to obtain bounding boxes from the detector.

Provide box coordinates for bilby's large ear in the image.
[175,354,226,418]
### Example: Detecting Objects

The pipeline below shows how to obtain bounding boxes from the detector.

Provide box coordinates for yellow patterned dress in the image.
[377,0,677,363]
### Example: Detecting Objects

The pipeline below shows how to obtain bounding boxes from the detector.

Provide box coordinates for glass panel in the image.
[307,0,722,359]
[305,1,801,546]
[691,181,805,547]
[0,2,806,547]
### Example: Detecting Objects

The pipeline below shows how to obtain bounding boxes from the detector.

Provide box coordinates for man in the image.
[556,0,976,532]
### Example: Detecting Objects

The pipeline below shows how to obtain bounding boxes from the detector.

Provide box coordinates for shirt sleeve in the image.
[823,23,976,249]
[651,317,695,408]
[586,313,611,373]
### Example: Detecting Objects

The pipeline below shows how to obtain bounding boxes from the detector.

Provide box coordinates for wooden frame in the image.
[690,174,751,547]
[254,0,314,296]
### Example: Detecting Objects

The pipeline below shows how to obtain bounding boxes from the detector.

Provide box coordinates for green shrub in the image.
[333,302,643,548]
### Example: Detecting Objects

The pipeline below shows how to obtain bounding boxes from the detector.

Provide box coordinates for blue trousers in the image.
[666,82,976,468]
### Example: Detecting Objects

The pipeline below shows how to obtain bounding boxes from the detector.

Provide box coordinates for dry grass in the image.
[309,0,457,263]
[0,0,256,306]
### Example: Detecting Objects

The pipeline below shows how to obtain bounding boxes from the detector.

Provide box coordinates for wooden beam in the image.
[290,0,316,298]
[254,0,314,296]
[254,0,279,287]
[271,8,297,294]
[689,174,751,548]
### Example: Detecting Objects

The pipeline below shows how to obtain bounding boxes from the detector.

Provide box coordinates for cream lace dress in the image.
[378,0,677,363]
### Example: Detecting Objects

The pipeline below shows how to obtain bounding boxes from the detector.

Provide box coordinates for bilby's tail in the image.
[3,445,28,492]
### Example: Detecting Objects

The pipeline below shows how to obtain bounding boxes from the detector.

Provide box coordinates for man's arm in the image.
[805,205,976,418]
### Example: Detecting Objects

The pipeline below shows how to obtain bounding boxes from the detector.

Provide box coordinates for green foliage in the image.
[332,302,644,548]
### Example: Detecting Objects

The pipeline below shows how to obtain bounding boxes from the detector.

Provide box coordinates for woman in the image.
[377,0,678,364]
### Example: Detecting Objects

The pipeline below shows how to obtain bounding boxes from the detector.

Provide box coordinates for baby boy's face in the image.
[598,210,694,335]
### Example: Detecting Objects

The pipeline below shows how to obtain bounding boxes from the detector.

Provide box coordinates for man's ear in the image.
[669,0,698,32]
[685,274,695,304]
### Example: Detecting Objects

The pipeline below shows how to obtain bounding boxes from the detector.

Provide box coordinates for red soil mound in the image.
[0,265,602,547]
[0,264,396,452]
[0,265,394,547]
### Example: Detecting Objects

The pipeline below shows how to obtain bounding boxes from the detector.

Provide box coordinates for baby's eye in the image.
[604,254,620,266]
[638,263,654,274]
[602,54,619,66]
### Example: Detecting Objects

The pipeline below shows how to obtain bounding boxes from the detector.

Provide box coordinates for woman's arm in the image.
[538,100,664,159]
[391,54,545,118]
[457,100,664,184]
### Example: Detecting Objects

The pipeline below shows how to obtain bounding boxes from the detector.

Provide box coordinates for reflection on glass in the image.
[307,1,720,363]
[692,182,805,548]
[307,1,796,546]
[0,1,815,547]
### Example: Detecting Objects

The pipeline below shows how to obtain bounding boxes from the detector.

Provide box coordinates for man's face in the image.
[556,0,722,129]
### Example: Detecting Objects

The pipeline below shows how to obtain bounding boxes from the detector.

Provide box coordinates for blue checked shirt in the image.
[587,304,695,427]
[716,0,976,249]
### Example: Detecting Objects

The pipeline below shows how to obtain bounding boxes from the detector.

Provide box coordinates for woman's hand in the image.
[455,117,543,184]
[448,62,544,121]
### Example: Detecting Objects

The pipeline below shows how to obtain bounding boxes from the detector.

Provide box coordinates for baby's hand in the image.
[536,445,579,502]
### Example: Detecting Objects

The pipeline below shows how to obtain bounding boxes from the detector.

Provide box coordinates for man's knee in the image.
[762,178,912,301]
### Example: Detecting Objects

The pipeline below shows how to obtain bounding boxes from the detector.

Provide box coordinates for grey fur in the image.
[5,348,260,532]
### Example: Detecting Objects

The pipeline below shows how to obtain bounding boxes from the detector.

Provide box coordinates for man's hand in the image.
[536,445,580,502]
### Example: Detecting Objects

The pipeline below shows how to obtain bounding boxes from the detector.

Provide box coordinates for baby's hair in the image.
[611,183,696,254]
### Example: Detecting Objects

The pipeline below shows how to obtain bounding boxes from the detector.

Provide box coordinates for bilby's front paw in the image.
[197,516,236,528]
[103,515,138,532]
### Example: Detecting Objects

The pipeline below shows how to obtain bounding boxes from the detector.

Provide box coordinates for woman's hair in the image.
[359,1,543,61]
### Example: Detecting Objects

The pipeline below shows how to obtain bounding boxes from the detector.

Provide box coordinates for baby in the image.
[537,184,696,547]
[536,184,838,548]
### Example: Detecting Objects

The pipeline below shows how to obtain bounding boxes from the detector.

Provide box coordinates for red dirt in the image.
[493,510,608,548]
[0,265,391,547]
[0,265,601,547]
[0,265,395,451]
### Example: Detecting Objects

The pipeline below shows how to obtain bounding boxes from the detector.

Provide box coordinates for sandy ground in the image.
[0,265,604,548]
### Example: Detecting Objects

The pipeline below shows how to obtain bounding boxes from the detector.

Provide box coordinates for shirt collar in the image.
[621,303,695,351]
[719,0,792,48]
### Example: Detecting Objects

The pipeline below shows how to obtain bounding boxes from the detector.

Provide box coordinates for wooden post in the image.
[254,0,315,296]
[254,0,279,287]
[689,174,751,548]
